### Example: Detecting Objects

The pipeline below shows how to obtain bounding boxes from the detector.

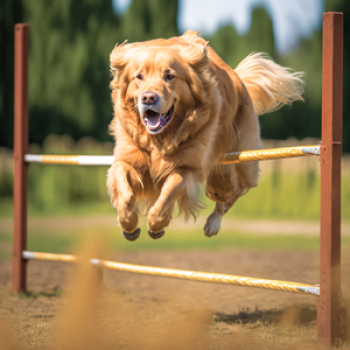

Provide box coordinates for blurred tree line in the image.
[0,0,349,151]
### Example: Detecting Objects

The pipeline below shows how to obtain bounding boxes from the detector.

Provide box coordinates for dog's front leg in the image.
[107,161,141,241]
[147,169,192,239]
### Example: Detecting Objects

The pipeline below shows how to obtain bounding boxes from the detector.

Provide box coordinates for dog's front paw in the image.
[122,228,141,241]
[147,210,170,238]
[117,206,139,234]
[148,230,165,240]
[204,212,222,237]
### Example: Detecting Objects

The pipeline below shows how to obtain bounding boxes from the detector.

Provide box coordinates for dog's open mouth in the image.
[143,105,174,134]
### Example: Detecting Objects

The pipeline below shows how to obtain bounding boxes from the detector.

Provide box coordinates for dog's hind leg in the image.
[204,189,244,237]
[204,161,259,237]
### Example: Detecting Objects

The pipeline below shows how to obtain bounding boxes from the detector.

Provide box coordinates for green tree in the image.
[24,0,122,144]
[121,0,178,42]
[207,24,240,67]
[325,0,350,152]
[0,0,23,148]
[241,6,276,59]
[0,0,180,148]
[259,29,323,142]
[262,1,350,151]
[208,6,275,69]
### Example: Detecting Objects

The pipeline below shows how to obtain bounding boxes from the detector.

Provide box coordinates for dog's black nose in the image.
[141,91,159,105]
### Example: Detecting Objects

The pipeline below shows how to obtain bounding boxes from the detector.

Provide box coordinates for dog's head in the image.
[110,32,217,151]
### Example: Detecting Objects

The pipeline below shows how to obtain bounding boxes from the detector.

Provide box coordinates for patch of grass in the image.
[1,170,349,221]
[18,290,62,299]
[0,249,10,259]
[0,233,12,242]
[0,198,13,218]
[113,226,350,253]
[27,233,82,255]
[1,224,349,260]
[0,198,115,219]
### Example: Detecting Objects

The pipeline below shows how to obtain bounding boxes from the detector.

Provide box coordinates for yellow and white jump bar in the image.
[24,154,114,166]
[22,251,319,296]
[24,145,320,166]
[220,145,320,164]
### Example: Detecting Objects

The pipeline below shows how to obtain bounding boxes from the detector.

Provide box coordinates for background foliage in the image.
[0,0,349,150]
[1,135,350,220]
[0,0,349,219]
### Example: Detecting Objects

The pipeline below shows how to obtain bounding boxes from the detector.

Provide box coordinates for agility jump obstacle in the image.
[22,251,319,296]
[23,145,320,165]
[12,13,343,345]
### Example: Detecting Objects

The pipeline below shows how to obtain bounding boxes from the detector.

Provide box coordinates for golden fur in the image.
[107,30,304,240]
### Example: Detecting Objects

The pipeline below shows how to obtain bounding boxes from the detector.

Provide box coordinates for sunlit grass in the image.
[1,222,350,260]
[1,137,349,222]
[1,170,349,221]
[221,171,322,220]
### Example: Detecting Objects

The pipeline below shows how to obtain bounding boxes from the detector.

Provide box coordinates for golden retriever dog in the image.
[107,30,304,241]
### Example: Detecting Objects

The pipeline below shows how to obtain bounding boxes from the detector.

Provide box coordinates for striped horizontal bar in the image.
[24,154,114,165]
[220,145,320,164]
[22,251,319,296]
[24,145,320,166]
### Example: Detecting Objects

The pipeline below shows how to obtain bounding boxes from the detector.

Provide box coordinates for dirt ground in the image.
[1,248,350,349]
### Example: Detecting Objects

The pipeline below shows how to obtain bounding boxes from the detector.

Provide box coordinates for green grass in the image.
[1,136,349,221]
[17,290,62,299]
[0,250,10,259]
[1,223,350,260]
[1,157,349,258]
[1,169,349,221]
[0,198,115,218]
[0,199,13,218]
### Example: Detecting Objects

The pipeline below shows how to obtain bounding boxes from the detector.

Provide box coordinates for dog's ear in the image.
[181,29,201,43]
[110,41,130,93]
[160,42,219,155]
[181,42,212,104]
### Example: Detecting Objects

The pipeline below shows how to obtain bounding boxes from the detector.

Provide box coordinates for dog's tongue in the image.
[145,110,161,127]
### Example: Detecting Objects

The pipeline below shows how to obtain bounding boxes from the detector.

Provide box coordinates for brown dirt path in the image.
[1,249,350,349]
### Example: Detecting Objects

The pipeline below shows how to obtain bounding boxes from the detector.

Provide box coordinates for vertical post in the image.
[318,12,343,345]
[12,23,30,293]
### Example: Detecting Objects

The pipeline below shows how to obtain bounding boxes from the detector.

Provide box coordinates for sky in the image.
[112,0,325,54]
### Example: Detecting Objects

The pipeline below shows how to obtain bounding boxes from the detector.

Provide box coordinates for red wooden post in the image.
[318,12,343,345]
[12,24,30,293]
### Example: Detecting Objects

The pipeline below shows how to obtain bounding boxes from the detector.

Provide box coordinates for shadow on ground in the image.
[215,305,317,326]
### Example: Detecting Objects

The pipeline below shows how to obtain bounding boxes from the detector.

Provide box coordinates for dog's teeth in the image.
[148,121,161,130]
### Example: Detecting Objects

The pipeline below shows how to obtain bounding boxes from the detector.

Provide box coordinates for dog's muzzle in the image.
[138,92,174,134]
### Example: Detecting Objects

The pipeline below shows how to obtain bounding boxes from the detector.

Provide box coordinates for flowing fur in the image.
[107,30,305,238]
[235,53,305,116]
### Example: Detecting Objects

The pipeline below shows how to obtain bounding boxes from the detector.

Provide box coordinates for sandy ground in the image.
[1,215,350,349]
[1,248,350,349]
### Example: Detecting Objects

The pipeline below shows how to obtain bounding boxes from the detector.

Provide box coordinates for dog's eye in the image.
[167,74,175,80]
[136,74,143,80]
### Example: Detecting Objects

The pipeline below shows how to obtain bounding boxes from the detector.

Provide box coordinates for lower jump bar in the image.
[22,251,319,296]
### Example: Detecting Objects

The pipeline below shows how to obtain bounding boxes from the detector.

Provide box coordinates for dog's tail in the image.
[235,53,305,116]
